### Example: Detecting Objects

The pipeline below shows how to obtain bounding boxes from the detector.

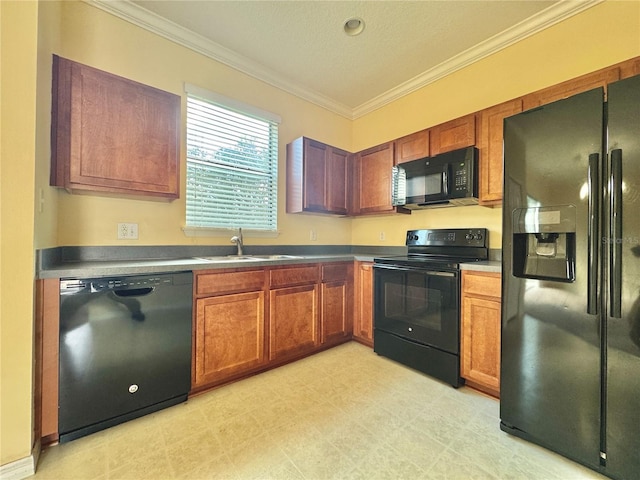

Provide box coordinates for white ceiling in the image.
[89,0,601,119]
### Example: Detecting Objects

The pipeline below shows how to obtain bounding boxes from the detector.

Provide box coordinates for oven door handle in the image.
[373,264,457,277]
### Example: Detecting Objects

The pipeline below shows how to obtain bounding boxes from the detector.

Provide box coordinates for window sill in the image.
[182,226,280,238]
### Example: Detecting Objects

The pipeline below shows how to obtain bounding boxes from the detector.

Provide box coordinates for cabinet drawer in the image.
[196,270,265,296]
[270,265,319,288]
[463,271,501,298]
[321,263,350,282]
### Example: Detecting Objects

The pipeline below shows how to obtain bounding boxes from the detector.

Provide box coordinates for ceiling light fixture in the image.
[343,17,365,36]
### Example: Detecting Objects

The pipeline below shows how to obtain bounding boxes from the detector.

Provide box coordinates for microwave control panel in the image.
[453,162,469,193]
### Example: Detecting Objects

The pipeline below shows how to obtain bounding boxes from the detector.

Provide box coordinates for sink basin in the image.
[250,255,301,260]
[194,255,257,262]
[194,255,302,262]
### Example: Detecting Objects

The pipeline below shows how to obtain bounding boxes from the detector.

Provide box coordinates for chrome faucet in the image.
[230,228,243,256]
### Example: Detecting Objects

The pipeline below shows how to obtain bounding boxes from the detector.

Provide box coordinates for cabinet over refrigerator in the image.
[501,74,640,480]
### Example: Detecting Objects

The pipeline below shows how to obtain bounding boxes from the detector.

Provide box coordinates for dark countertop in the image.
[38,254,369,279]
[37,245,501,279]
[36,244,398,279]
[460,261,502,273]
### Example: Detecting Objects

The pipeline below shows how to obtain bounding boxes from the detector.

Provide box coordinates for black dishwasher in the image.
[58,271,192,442]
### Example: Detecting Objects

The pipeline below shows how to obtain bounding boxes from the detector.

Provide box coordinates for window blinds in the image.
[185,87,279,231]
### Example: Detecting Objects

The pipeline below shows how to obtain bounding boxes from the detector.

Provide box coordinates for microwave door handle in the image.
[442,169,448,195]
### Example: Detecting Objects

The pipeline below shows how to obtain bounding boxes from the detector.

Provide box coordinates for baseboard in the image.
[0,440,40,480]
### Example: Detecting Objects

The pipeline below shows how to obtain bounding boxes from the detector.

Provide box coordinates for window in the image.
[185,84,280,233]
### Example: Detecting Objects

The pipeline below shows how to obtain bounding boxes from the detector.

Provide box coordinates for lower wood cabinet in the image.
[353,261,374,347]
[269,283,319,360]
[193,269,267,389]
[194,291,266,387]
[193,262,356,391]
[321,263,353,346]
[460,270,502,397]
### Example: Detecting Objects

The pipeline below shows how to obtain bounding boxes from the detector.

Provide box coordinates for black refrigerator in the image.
[501,73,640,480]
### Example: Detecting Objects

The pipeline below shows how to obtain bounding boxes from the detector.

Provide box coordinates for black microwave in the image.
[391,146,478,209]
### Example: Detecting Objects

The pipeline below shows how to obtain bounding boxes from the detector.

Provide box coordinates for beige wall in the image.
[1,0,639,469]
[350,0,640,248]
[1,0,39,466]
[53,1,353,248]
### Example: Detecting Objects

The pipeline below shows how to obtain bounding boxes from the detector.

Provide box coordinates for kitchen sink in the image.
[194,255,302,262]
[193,255,256,262]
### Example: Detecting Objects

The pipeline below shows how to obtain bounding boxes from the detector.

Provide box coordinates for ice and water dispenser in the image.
[512,205,576,282]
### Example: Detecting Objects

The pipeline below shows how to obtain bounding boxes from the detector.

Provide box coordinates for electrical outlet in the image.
[310,229,317,241]
[379,231,386,241]
[118,223,139,240]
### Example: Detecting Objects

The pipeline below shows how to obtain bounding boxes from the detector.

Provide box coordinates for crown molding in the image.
[86,0,602,120]
[85,0,354,118]
[352,0,603,118]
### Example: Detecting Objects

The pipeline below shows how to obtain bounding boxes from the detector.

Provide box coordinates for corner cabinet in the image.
[460,270,502,397]
[51,55,180,199]
[286,137,349,215]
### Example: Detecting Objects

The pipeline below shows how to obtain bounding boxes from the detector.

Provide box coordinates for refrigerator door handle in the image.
[610,148,623,318]
[588,153,599,315]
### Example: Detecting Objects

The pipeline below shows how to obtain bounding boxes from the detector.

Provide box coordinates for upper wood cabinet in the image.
[394,129,429,164]
[51,55,180,199]
[430,114,476,156]
[351,142,408,216]
[286,137,349,215]
[522,66,620,111]
[477,99,522,205]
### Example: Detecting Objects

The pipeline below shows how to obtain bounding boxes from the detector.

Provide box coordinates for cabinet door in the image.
[460,271,501,396]
[351,142,395,215]
[194,291,265,388]
[286,137,348,215]
[394,130,429,164]
[269,284,319,360]
[321,281,350,344]
[51,56,180,198]
[430,114,476,156]
[522,67,620,111]
[303,139,329,211]
[353,262,373,346]
[461,296,501,393]
[326,147,349,214]
[321,263,353,345]
[477,99,522,205]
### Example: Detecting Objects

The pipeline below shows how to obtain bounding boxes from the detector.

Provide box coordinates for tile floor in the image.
[32,342,606,480]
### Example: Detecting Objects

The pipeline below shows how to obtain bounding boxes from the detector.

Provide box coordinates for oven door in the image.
[373,263,459,354]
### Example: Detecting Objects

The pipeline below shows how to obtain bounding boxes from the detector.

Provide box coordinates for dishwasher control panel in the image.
[60,272,189,294]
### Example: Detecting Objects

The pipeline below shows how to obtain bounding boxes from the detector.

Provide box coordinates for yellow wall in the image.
[53,1,353,248]
[351,0,640,248]
[1,0,39,466]
[1,0,639,469]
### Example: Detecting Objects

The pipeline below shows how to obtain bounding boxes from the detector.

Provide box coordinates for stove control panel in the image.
[406,228,489,247]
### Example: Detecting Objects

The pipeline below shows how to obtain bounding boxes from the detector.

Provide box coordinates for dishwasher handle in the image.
[112,287,155,297]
